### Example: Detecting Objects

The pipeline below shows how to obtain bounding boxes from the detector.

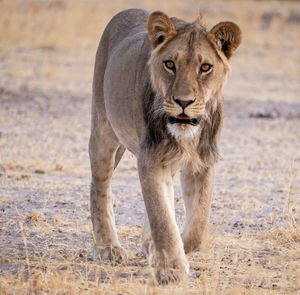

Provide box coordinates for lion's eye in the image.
[200,63,212,73]
[164,60,176,72]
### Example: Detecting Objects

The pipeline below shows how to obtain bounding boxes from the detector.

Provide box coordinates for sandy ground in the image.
[0,1,300,293]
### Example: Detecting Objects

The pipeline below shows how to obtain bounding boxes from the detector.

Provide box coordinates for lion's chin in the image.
[167,123,199,141]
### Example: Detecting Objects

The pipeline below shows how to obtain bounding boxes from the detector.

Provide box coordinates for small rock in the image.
[119,272,130,278]
[15,174,31,181]
[249,112,275,119]
[34,169,45,174]
[55,164,63,171]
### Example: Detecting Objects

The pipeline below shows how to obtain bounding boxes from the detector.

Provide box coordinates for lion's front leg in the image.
[142,176,175,255]
[138,151,189,284]
[180,166,214,254]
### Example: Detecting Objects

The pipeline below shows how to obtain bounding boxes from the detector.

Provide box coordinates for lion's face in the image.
[147,12,241,140]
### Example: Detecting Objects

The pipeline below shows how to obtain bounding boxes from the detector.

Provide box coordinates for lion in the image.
[89,9,241,284]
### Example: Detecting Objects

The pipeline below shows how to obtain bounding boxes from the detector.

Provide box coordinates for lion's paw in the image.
[156,267,181,284]
[93,245,127,265]
[153,258,189,285]
[155,262,189,285]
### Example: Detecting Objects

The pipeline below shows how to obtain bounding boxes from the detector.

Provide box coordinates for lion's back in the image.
[102,9,150,53]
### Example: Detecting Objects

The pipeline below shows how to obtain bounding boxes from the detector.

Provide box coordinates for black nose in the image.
[173,97,194,109]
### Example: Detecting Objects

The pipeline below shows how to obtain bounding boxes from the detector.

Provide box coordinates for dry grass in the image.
[1,0,300,50]
[0,215,299,294]
[0,0,300,294]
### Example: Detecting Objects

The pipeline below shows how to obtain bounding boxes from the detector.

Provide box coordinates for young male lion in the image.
[89,9,241,284]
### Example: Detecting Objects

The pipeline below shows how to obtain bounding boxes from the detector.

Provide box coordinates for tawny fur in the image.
[89,8,241,284]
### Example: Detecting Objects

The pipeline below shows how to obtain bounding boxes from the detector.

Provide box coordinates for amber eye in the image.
[200,63,212,73]
[164,60,176,71]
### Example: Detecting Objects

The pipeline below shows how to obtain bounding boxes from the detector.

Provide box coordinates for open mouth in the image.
[168,113,200,126]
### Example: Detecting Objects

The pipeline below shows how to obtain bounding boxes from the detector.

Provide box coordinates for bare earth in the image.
[0,1,299,294]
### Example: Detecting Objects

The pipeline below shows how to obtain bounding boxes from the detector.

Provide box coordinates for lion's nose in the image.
[173,96,195,109]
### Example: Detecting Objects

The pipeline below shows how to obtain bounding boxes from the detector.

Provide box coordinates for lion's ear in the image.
[208,22,241,59]
[148,11,177,48]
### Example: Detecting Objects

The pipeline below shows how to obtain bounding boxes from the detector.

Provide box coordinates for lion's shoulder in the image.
[105,9,150,39]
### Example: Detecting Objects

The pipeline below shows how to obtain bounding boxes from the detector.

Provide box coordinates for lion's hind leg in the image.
[89,117,126,263]
[180,166,214,254]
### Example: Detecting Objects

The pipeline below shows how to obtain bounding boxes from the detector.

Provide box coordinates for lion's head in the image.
[147,11,241,140]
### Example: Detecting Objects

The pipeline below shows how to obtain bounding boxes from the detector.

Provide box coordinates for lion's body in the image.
[89,9,241,283]
[94,10,149,154]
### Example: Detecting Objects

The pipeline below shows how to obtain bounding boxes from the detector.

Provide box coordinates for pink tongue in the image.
[176,114,190,119]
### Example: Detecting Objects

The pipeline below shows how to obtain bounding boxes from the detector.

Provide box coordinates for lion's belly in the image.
[108,113,144,156]
[103,35,146,156]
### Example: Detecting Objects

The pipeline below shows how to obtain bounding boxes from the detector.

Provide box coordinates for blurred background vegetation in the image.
[1,0,299,102]
[0,0,299,51]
